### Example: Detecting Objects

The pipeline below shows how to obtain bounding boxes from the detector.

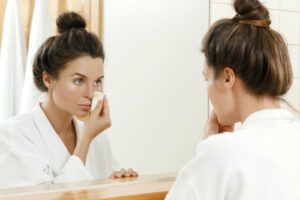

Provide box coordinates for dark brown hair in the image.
[33,12,105,92]
[202,0,292,97]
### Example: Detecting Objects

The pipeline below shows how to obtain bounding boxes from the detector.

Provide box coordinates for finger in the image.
[113,169,124,178]
[115,172,122,178]
[120,168,126,174]
[120,168,126,172]
[219,124,234,133]
[127,168,134,173]
[124,171,130,177]
[209,110,218,121]
[118,168,126,177]
[124,168,133,177]
[131,171,139,177]
[109,174,115,178]
[92,99,104,117]
[109,172,117,179]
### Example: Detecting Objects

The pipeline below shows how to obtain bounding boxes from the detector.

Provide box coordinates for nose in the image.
[84,83,94,100]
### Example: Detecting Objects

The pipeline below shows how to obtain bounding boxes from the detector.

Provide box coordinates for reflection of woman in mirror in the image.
[166,0,300,199]
[0,12,137,188]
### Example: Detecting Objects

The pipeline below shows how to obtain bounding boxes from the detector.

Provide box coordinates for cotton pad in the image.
[76,91,105,122]
[91,91,104,111]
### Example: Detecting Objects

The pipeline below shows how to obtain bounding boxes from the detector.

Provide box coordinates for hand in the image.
[203,110,234,140]
[74,96,112,164]
[82,96,112,141]
[109,168,139,179]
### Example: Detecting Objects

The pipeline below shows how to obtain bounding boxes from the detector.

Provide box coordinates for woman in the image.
[0,12,137,188]
[166,0,300,199]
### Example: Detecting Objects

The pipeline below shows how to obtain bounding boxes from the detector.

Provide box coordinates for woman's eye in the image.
[94,80,102,86]
[74,78,83,85]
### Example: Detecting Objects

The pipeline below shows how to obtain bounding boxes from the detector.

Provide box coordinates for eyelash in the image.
[74,78,102,86]
[74,78,83,85]
[94,79,102,86]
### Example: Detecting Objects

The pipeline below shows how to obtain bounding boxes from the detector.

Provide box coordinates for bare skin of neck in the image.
[233,81,281,123]
[41,94,76,155]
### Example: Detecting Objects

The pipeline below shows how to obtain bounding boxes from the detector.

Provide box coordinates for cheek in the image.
[54,81,83,107]
[211,93,235,125]
[207,82,230,124]
[206,80,237,125]
[207,82,218,108]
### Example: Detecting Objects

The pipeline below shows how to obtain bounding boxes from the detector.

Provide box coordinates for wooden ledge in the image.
[0,172,177,200]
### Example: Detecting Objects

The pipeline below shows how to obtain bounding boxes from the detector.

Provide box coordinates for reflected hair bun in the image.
[233,0,271,27]
[56,12,86,33]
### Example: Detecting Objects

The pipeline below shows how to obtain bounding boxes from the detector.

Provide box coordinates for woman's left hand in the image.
[109,168,139,178]
[203,110,234,140]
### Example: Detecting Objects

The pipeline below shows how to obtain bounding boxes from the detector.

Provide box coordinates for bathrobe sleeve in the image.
[165,169,198,200]
[53,155,93,183]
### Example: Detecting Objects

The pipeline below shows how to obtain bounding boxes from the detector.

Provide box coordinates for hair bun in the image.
[56,12,86,33]
[234,0,270,22]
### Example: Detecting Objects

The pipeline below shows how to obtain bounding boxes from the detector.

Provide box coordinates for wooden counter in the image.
[0,173,176,200]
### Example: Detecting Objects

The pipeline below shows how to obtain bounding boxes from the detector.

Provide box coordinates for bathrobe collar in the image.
[32,104,83,168]
[243,108,295,127]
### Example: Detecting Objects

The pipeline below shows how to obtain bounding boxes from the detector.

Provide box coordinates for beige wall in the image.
[102,0,210,174]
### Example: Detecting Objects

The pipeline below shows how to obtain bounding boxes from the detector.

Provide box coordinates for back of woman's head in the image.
[33,12,105,92]
[202,0,292,97]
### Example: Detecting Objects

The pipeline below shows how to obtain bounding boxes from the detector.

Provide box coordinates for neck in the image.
[236,92,281,123]
[41,94,73,135]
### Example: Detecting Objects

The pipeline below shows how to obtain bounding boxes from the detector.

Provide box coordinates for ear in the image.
[223,67,235,90]
[42,71,55,90]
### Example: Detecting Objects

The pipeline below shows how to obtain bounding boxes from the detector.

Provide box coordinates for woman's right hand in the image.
[203,110,234,140]
[74,96,111,164]
[83,95,112,141]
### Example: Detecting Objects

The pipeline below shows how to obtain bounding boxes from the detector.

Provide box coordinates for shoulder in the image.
[168,133,245,200]
[0,112,35,129]
[0,113,34,137]
[0,113,37,144]
[0,110,41,152]
[0,114,33,159]
[185,130,252,171]
[197,132,243,156]
[170,132,249,197]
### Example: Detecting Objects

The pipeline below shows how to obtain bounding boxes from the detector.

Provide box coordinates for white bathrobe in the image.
[0,105,117,189]
[166,109,300,200]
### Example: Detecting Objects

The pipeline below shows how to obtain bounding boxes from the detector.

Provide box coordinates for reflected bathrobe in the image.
[166,109,300,200]
[0,105,117,188]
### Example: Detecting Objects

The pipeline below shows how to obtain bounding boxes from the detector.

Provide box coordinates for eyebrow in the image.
[71,73,87,78]
[71,73,104,79]
[202,71,206,76]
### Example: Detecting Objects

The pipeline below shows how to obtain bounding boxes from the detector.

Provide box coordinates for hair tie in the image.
[232,13,270,28]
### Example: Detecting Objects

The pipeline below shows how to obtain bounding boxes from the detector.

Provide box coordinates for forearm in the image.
[73,134,92,165]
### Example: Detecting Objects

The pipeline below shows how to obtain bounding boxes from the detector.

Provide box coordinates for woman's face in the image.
[50,56,104,117]
[203,65,237,125]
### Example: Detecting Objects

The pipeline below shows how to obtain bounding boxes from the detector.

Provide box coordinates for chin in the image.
[74,110,89,118]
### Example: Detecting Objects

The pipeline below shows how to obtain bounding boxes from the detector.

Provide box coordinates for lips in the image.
[79,104,91,111]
